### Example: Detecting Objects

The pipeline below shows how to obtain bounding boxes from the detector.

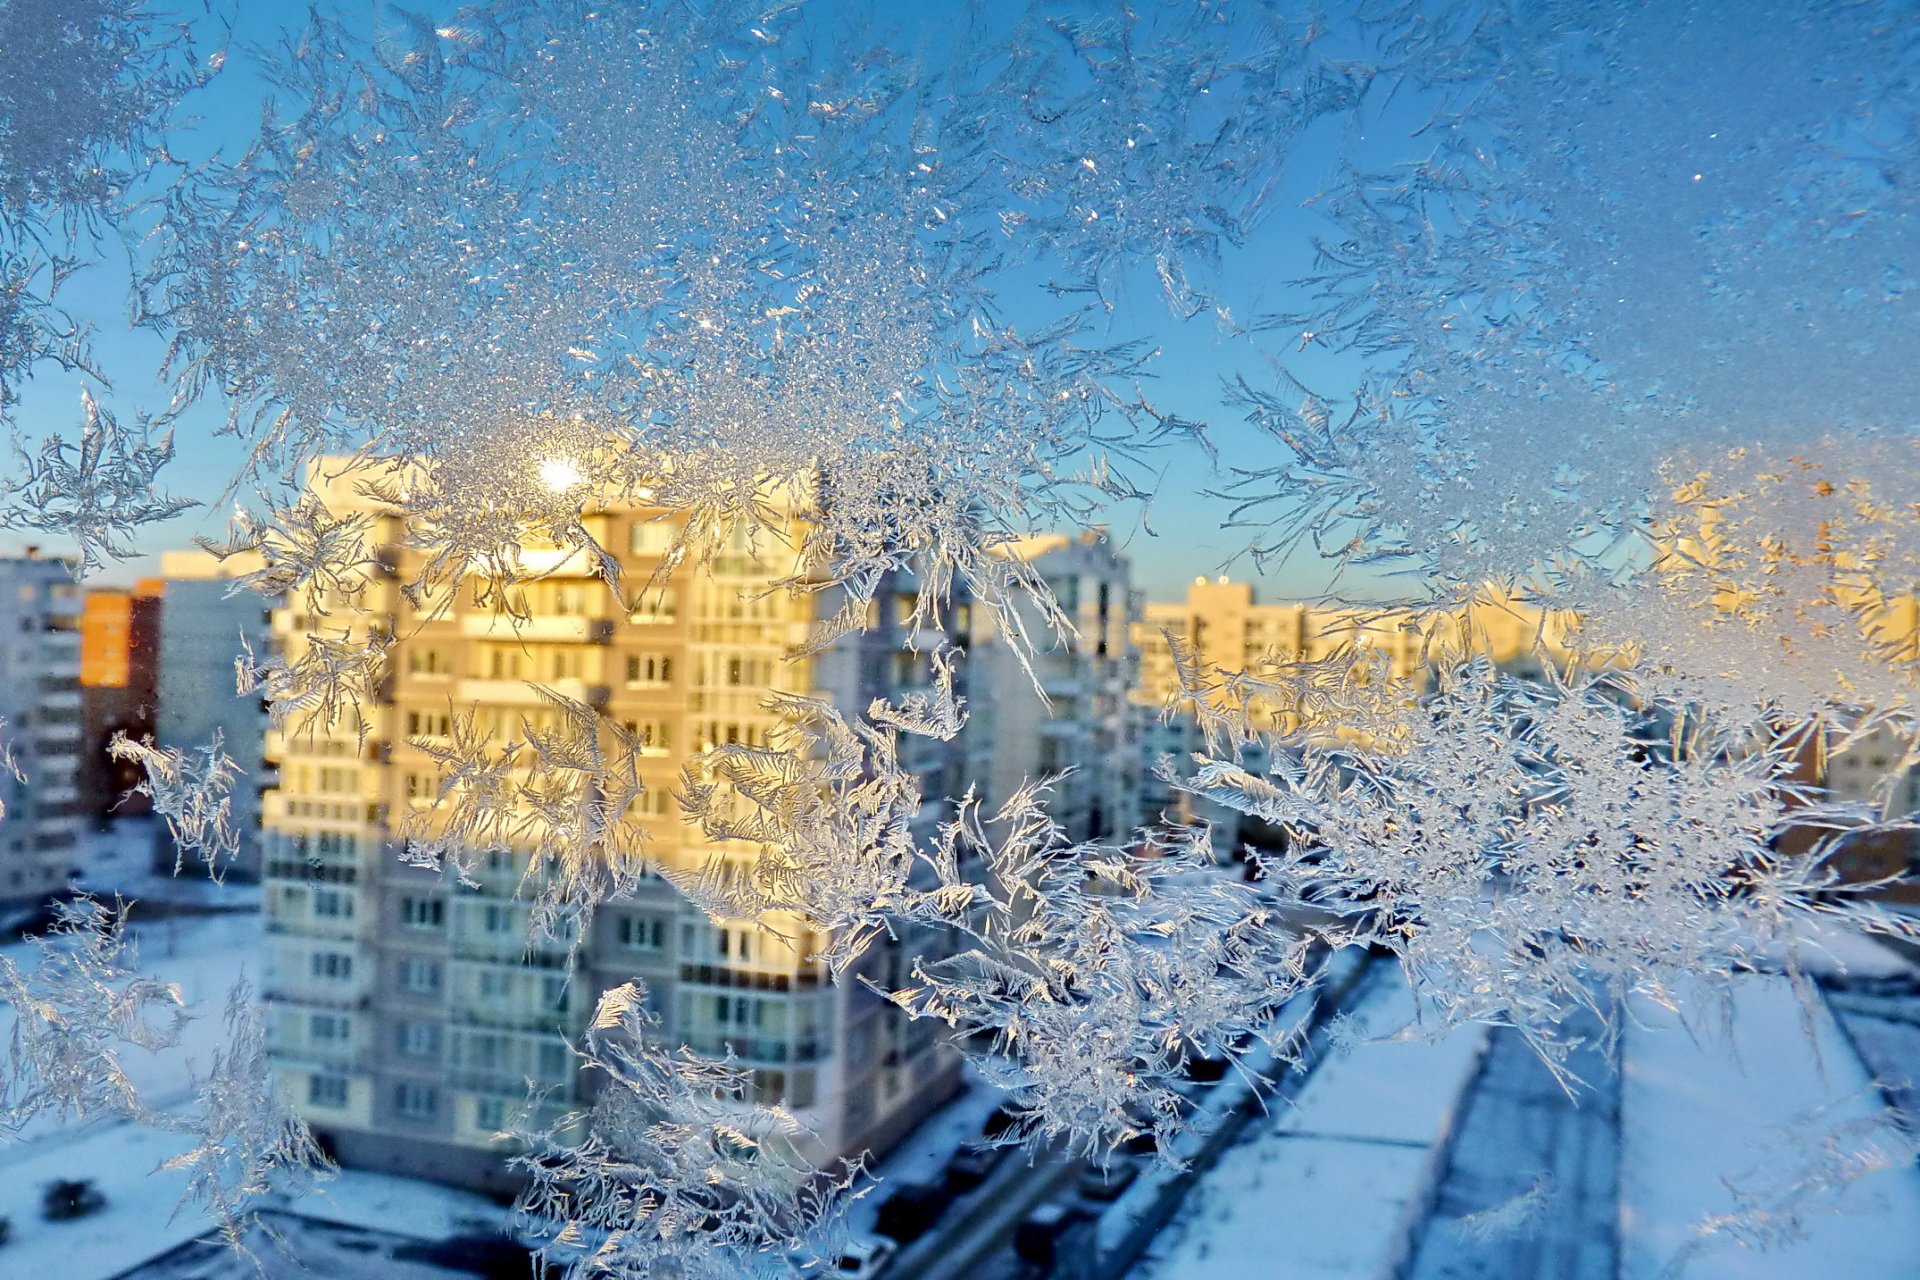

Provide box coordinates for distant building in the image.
[0,551,85,906]
[262,462,966,1194]
[154,550,274,880]
[1130,577,1564,849]
[78,579,164,822]
[971,530,1141,843]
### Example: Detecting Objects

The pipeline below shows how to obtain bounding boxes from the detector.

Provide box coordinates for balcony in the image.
[454,678,610,708]
[458,614,614,643]
[266,1038,367,1074]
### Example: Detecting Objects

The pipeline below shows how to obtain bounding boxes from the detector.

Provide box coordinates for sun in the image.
[538,456,585,492]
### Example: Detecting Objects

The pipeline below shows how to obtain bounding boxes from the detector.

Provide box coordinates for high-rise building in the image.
[153,550,274,880]
[0,551,85,907]
[970,531,1141,843]
[78,579,164,822]
[262,465,964,1192]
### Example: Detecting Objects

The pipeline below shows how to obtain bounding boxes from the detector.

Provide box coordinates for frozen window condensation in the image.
[108,730,245,880]
[158,980,334,1253]
[1170,663,1920,1073]
[510,980,864,1280]
[0,896,186,1131]
[2,392,197,579]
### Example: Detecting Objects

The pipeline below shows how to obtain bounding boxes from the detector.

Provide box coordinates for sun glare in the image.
[538,456,584,491]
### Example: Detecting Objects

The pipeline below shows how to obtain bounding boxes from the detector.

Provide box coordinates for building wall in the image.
[263,468,964,1193]
[155,551,273,880]
[0,553,85,906]
[971,531,1142,844]
[78,581,163,821]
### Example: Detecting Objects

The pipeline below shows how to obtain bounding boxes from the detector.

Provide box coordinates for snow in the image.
[275,1168,504,1243]
[1135,967,1489,1280]
[1273,973,1490,1149]
[1619,974,1920,1280]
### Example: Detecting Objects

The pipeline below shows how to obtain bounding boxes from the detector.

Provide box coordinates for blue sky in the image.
[6,0,1420,603]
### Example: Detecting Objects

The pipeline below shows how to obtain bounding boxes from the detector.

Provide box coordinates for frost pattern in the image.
[0,0,209,425]
[0,897,185,1130]
[0,716,25,823]
[159,981,334,1252]
[675,693,948,973]
[511,981,864,1280]
[892,789,1314,1159]
[403,684,651,948]
[1450,1175,1556,1243]
[1662,1098,1920,1278]
[1,392,197,578]
[0,900,331,1255]
[109,730,245,880]
[1169,662,1920,1070]
[1237,0,1920,599]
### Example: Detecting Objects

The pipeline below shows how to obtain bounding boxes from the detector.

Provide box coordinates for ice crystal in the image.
[146,0,1281,666]
[2,391,197,578]
[1450,1175,1555,1243]
[676,692,944,973]
[235,625,390,748]
[1238,0,1920,598]
[0,0,209,423]
[158,981,333,1252]
[0,715,25,823]
[403,685,649,949]
[1171,664,1919,1069]
[511,981,864,1280]
[0,896,186,1131]
[196,492,377,619]
[867,644,969,741]
[893,786,1314,1160]
[108,731,245,880]
[1556,440,1920,757]
[1662,1096,1920,1278]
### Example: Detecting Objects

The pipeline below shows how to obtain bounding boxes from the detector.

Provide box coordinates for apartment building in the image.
[0,551,85,907]
[970,531,1141,843]
[78,579,164,822]
[1131,577,1561,845]
[154,550,274,880]
[262,465,963,1193]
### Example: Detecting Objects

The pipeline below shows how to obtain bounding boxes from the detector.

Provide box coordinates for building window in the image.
[630,522,674,555]
[479,969,511,999]
[308,1074,349,1108]
[476,1096,509,1131]
[405,709,452,738]
[310,951,353,982]
[313,889,352,919]
[400,896,445,929]
[310,1013,349,1043]
[408,648,450,676]
[624,719,670,754]
[538,1041,570,1080]
[625,653,672,686]
[715,994,762,1027]
[617,915,664,951]
[394,1081,440,1120]
[398,957,441,995]
[481,902,515,934]
[397,1020,442,1059]
[630,587,677,623]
